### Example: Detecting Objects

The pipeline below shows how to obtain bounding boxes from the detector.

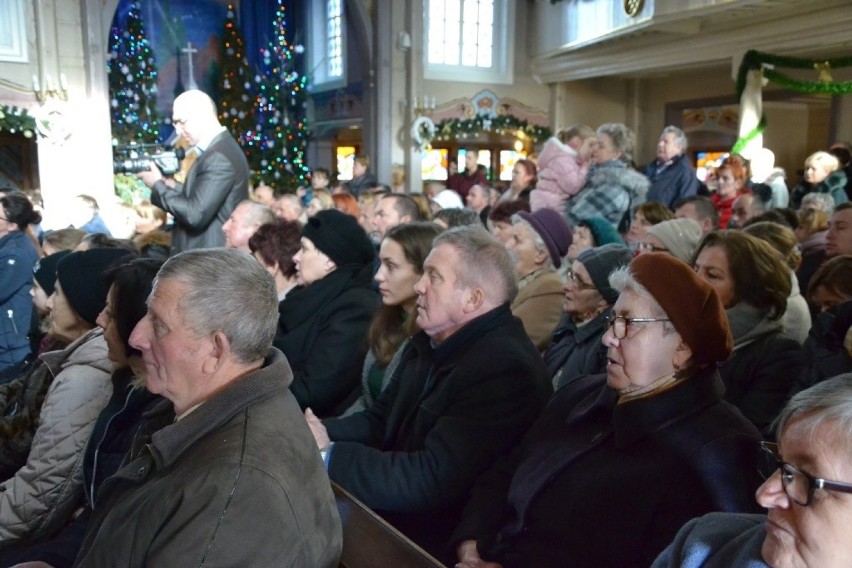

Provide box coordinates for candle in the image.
[32,74,40,92]
[46,76,55,92]
[60,73,68,91]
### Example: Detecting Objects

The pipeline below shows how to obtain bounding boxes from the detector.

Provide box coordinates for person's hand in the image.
[455,540,503,568]
[137,162,164,188]
[304,408,330,450]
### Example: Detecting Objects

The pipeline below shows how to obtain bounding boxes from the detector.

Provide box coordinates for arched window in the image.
[425,0,514,84]
[309,0,345,90]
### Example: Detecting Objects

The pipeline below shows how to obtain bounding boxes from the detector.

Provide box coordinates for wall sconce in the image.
[397,31,411,52]
[33,73,69,103]
[412,96,436,116]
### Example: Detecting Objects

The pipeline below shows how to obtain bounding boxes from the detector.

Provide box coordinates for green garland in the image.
[433,115,552,146]
[731,115,767,155]
[733,50,852,153]
[735,49,852,99]
[0,104,36,138]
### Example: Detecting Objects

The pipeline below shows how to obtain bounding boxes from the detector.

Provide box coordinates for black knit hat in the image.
[301,209,375,268]
[56,248,133,326]
[576,243,633,305]
[33,250,71,296]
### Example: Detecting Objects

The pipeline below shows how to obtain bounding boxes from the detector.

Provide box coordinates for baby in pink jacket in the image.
[530,125,596,214]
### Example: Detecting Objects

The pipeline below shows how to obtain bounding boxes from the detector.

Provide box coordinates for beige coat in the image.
[511,268,565,351]
[0,328,112,545]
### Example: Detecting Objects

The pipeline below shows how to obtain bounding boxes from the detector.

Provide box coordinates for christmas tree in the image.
[107,0,160,145]
[244,0,310,191]
[218,4,255,146]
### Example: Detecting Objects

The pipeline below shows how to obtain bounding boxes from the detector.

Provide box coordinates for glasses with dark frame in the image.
[759,441,852,506]
[604,315,671,339]
[566,269,595,290]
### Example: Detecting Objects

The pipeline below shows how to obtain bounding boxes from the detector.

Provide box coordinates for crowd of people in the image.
[1,89,852,567]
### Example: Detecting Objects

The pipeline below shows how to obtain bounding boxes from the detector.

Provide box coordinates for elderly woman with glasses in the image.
[453,253,763,568]
[653,373,852,568]
[546,243,633,390]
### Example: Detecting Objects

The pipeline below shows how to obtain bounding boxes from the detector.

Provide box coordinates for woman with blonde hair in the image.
[791,150,848,209]
[795,192,834,313]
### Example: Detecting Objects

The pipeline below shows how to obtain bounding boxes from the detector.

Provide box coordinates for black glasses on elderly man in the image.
[604,315,671,339]
[759,441,852,507]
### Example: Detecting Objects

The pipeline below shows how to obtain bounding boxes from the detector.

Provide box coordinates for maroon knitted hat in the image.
[628,253,732,365]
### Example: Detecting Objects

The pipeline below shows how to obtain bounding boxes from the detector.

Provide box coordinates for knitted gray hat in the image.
[576,243,633,304]
[647,218,703,264]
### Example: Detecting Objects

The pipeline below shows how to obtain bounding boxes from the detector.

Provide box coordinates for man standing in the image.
[447,149,489,200]
[139,90,249,254]
[465,183,492,226]
[74,249,341,567]
[222,200,275,253]
[305,226,550,562]
[371,193,424,239]
[644,126,699,209]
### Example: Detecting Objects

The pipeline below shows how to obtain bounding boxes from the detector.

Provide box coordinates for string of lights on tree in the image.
[218,4,255,146]
[107,0,160,145]
[241,0,310,191]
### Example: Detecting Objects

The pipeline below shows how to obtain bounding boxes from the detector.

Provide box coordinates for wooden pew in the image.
[332,482,446,568]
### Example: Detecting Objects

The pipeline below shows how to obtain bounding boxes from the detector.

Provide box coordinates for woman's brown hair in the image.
[368,222,444,366]
[691,230,791,320]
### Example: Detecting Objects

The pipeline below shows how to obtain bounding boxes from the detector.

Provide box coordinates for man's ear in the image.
[533,248,549,267]
[463,287,485,314]
[202,330,230,374]
[400,214,413,224]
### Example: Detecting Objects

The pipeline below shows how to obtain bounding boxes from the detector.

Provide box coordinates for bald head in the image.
[172,90,221,146]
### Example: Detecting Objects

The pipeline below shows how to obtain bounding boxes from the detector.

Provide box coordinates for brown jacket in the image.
[510,268,564,351]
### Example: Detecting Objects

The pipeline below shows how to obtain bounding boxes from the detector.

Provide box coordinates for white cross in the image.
[181,42,198,90]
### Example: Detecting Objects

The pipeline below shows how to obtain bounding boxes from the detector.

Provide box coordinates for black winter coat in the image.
[546,310,610,390]
[324,305,550,561]
[453,370,763,568]
[793,300,852,396]
[274,265,378,417]
[718,330,804,435]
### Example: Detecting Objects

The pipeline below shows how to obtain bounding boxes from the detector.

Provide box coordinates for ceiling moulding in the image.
[532,3,852,83]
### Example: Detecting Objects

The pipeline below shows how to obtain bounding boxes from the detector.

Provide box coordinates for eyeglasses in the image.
[759,441,852,506]
[637,241,669,253]
[566,269,595,290]
[604,315,671,339]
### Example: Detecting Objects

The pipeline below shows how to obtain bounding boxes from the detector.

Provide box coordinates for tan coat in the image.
[511,268,565,351]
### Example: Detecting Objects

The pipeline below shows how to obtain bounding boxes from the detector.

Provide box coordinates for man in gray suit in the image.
[139,90,249,254]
